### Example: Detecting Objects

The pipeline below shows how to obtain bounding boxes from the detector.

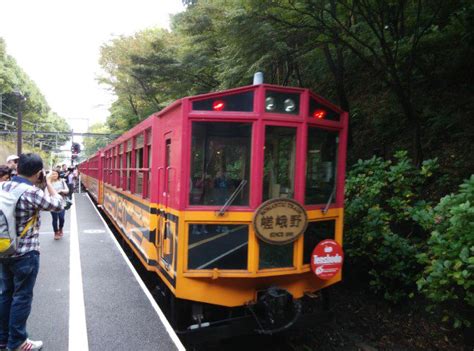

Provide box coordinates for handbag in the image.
[64,198,73,210]
[62,180,73,210]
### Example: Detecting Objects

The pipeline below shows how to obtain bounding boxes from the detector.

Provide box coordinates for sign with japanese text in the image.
[310,239,344,280]
[253,198,308,245]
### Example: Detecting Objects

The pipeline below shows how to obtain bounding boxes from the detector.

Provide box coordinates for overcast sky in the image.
[0,0,184,132]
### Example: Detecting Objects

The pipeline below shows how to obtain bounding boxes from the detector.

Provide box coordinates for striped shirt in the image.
[1,176,63,257]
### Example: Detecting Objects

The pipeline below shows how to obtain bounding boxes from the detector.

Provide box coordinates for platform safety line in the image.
[69,194,89,351]
[85,193,186,351]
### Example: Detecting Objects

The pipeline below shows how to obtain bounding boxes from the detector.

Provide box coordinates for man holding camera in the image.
[0,153,63,351]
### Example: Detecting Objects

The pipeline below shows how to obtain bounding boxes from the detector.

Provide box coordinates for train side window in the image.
[166,139,172,196]
[112,147,117,187]
[263,126,297,201]
[189,122,251,206]
[105,153,110,184]
[305,128,338,205]
[108,152,112,184]
[135,133,144,196]
[144,129,152,199]
[120,143,125,189]
[126,140,132,191]
[104,153,108,184]
[114,147,119,187]
[303,220,335,265]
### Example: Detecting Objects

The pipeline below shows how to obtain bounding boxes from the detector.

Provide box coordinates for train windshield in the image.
[263,126,297,201]
[190,122,251,206]
[305,127,338,205]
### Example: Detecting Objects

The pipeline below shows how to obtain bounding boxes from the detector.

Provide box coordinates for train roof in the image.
[84,83,346,160]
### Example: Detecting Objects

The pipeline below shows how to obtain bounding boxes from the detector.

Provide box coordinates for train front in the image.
[176,84,348,340]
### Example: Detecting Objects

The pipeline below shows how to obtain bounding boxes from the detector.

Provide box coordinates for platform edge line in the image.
[84,193,186,351]
[69,194,90,351]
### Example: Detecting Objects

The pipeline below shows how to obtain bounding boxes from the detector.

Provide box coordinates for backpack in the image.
[0,183,37,257]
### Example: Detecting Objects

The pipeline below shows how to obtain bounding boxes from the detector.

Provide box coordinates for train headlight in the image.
[284,98,296,112]
[265,97,276,111]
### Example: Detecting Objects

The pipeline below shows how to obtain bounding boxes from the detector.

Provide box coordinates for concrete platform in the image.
[26,193,185,351]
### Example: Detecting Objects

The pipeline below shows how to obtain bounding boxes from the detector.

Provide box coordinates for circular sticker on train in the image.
[253,198,308,245]
[311,240,344,280]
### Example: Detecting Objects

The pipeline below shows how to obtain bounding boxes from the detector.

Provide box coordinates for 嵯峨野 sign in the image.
[253,198,308,245]
[310,239,344,280]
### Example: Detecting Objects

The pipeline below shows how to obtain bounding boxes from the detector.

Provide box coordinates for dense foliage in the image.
[0,38,70,151]
[82,122,111,158]
[344,151,437,302]
[417,176,474,327]
[345,152,473,328]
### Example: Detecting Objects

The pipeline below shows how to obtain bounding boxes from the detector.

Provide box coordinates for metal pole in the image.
[17,95,23,155]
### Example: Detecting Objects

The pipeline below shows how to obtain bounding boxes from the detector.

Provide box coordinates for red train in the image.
[79,81,348,341]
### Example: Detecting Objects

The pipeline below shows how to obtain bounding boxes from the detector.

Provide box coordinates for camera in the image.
[38,170,45,182]
[37,170,47,189]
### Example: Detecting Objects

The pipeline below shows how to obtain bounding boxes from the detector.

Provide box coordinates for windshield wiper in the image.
[216,180,248,216]
[322,183,336,214]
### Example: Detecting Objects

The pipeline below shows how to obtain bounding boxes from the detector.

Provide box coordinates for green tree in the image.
[259,0,469,166]
[83,122,112,157]
[0,38,70,150]
[99,29,187,133]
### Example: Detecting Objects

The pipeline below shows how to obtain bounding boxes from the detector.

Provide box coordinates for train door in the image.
[158,134,176,272]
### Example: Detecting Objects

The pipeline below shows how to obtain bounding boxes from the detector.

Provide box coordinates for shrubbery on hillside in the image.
[344,151,437,302]
[417,175,474,328]
[345,152,473,329]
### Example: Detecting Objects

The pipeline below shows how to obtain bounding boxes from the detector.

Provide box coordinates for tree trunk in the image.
[322,44,353,149]
[392,86,423,166]
[128,95,139,117]
[325,0,354,149]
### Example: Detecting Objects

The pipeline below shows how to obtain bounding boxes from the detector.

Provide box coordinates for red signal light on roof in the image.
[212,100,225,111]
[313,109,327,119]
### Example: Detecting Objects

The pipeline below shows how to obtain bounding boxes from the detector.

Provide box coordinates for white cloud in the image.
[0,0,184,132]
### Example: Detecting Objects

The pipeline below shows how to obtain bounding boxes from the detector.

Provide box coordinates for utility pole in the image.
[13,89,26,155]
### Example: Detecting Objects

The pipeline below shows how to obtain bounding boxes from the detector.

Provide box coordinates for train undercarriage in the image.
[151,275,332,345]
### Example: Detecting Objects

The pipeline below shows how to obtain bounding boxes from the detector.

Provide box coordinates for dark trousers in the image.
[67,183,74,199]
[0,251,40,349]
[51,210,65,232]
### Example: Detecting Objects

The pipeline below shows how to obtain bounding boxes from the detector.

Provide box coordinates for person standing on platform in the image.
[66,168,75,199]
[0,166,11,183]
[0,153,63,351]
[47,170,69,240]
[59,164,67,179]
[6,155,19,177]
